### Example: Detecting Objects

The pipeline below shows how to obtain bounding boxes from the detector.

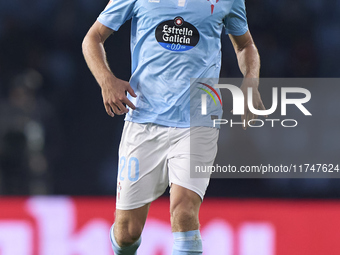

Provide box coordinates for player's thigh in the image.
[170,184,201,209]
[117,121,169,210]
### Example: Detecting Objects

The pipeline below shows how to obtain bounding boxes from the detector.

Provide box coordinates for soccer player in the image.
[82,0,264,254]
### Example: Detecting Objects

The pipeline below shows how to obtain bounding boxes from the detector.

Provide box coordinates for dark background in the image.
[0,0,339,197]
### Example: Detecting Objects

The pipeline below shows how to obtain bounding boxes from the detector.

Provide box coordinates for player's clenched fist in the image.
[101,77,137,117]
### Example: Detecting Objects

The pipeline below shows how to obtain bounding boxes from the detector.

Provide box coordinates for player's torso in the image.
[127,0,233,126]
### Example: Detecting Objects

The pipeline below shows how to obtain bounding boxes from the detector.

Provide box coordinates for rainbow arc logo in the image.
[198,82,222,106]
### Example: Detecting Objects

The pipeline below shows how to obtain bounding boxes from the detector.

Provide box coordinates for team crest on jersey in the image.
[155,17,200,52]
[208,0,219,14]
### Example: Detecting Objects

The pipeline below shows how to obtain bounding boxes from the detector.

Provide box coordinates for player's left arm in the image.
[229,30,266,129]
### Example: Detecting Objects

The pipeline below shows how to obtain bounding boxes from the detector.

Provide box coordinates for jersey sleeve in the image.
[223,0,248,36]
[97,0,136,31]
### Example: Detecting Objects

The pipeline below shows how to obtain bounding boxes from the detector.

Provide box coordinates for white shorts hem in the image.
[170,180,207,201]
[116,194,162,210]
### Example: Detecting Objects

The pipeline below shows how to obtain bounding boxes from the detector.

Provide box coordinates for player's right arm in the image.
[82,21,136,117]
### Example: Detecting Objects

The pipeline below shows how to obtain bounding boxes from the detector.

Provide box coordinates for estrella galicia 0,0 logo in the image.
[155,17,200,52]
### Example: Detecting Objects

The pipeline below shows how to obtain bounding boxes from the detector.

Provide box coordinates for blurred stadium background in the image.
[0,0,339,254]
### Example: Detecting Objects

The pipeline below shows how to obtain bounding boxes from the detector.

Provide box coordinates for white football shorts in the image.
[116,121,219,210]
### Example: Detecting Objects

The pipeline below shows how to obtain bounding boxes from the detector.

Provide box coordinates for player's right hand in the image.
[101,76,137,117]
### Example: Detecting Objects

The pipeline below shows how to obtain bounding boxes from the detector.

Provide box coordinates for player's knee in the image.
[114,222,143,247]
[170,189,201,226]
[171,207,197,226]
[170,199,199,230]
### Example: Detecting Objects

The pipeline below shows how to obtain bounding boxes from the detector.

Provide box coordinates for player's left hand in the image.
[240,78,266,130]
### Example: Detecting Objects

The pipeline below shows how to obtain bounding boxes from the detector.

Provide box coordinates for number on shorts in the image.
[119,156,140,182]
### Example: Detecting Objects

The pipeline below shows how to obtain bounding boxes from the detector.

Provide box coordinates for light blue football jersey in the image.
[97,0,248,127]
